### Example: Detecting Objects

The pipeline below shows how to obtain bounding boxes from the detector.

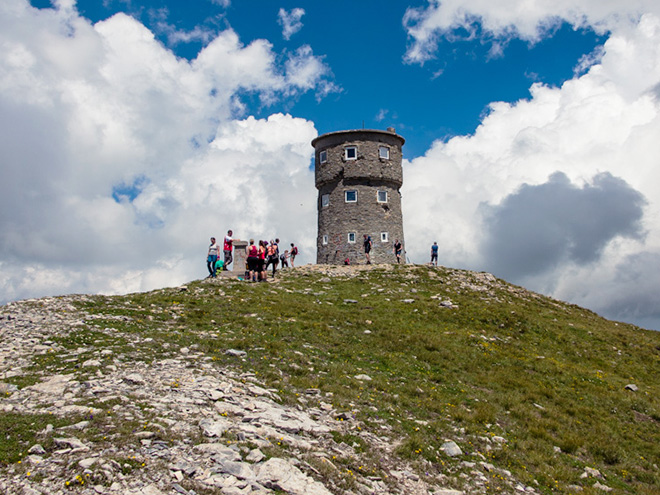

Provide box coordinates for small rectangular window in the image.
[379,146,389,159]
[348,232,356,243]
[345,146,357,160]
[381,232,389,242]
[345,190,357,203]
[321,194,330,207]
[322,235,328,245]
[377,190,388,203]
[319,150,327,164]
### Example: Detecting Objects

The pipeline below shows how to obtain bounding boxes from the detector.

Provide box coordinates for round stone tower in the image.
[312,128,405,264]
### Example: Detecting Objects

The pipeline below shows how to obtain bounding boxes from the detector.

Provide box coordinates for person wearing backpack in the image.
[290,243,298,267]
[246,239,259,282]
[265,239,279,278]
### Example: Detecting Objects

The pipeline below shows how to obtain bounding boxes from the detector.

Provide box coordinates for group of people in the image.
[356,235,403,265]
[207,230,298,281]
[208,231,438,277]
[245,238,298,282]
[206,230,240,278]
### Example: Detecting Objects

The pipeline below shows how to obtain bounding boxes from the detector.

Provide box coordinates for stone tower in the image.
[312,128,405,264]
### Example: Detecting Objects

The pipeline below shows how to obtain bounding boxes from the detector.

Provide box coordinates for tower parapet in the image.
[312,128,405,265]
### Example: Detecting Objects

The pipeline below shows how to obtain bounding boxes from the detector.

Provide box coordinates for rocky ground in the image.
[0,267,548,495]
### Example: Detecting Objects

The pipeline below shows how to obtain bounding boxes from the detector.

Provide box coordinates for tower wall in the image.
[312,129,405,265]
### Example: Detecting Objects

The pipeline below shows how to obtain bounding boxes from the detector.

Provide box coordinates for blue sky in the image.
[33,0,603,157]
[3,0,660,330]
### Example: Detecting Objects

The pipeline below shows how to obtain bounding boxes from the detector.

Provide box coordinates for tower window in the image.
[319,150,327,164]
[377,190,388,203]
[348,232,356,243]
[321,194,330,207]
[381,232,389,242]
[379,146,389,159]
[322,235,328,245]
[345,190,357,203]
[345,146,357,160]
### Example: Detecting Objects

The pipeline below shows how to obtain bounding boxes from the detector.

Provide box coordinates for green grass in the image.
[4,264,660,493]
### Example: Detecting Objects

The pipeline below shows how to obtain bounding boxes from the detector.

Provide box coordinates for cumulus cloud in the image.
[278,7,305,41]
[479,172,647,280]
[403,0,660,64]
[0,0,326,302]
[402,12,660,328]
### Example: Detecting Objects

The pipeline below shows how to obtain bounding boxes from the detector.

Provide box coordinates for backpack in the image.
[292,246,298,255]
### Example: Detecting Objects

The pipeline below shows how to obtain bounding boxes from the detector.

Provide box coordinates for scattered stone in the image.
[257,457,333,495]
[581,467,603,479]
[625,384,638,392]
[225,349,247,357]
[247,448,266,463]
[78,457,97,469]
[593,481,613,492]
[123,373,146,385]
[354,374,372,381]
[441,441,463,457]
[28,444,46,455]
[54,437,89,451]
[199,418,230,437]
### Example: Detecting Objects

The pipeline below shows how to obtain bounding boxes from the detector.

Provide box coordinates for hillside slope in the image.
[1,264,659,495]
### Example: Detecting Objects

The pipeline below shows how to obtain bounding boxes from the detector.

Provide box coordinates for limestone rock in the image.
[257,457,333,495]
[441,441,463,457]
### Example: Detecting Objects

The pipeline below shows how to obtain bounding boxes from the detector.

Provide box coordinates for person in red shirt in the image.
[223,230,239,270]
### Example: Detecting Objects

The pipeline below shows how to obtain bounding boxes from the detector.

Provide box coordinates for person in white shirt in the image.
[207,237,219,278]
[223,230,239,270]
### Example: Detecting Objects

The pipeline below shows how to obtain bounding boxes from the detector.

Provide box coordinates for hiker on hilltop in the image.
[280,249,289,268]
[265,239,279,278]
[246,239,259,282]
[258,240,267,281]
[290,243,298,267]
[363,234,372,265]
[393,239,403,264]
[431,241,438,266]
[223,230,239,270]
[207,237,219,278]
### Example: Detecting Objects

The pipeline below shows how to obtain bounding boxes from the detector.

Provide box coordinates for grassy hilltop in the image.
[2,264,660,494]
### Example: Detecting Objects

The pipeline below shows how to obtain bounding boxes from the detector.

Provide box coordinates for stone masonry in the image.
[312,128,405,265]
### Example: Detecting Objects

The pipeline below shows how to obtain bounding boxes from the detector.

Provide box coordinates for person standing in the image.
[289,243,298,267]
[223,230,238,270]
[207,237,219,278]
[431,241,439,266]
[363,234,372,265]
[258,240,267,281]
[280,249,289,268]
[265,240,279,278]
[246,239,259,282]
[393,239,403,264]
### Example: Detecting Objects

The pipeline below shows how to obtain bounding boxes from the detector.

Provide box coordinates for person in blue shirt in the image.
[431,241,438,266]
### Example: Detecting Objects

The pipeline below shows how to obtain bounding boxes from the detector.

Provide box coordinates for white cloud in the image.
[403,0,660,64]
[0,0,326,303]
[402,13,660,329]
[278,7,305,41]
